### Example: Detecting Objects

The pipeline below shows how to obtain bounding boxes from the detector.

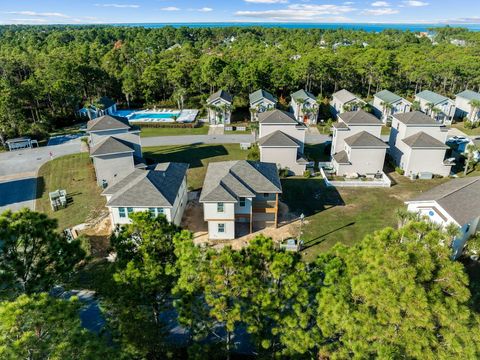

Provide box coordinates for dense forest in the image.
[0,25,480,143]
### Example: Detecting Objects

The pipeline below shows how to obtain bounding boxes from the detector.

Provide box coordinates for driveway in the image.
[0,139,82,212]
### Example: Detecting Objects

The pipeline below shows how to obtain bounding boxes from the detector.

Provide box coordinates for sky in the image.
[0,1,479,25]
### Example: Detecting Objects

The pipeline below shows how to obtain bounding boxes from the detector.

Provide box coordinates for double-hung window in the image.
[148,208,156,217]
[119,207,126,218]
[217,202,224,213]
[239,197,246,207]
[127,208,134,217]
[157,207,164,215]
[218,223,225,233]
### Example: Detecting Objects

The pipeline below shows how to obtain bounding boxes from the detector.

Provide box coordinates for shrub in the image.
[279,167,290,178]
[464,120,474,129]
[395,167,405,175]
[303,170,311,178]
[247,144,260,161]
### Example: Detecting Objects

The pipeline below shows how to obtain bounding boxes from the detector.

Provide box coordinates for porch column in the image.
[274,193,279,228]
[250,208,253,234]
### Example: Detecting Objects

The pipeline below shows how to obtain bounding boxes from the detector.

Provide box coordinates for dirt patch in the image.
[80,213,112,258]
[181,200,208,242]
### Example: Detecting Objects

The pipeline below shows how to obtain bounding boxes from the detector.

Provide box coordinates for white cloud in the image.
[5,11,70,18]
[442,17,480,24]
[8,18,48,23]
[94,3,140,8]
[160,6,180,11]
[363,8,399,15]
[402,0,428,6]
[236,4,355,21]
[197,7,213,12]
[371,1,390,6]
[344,1,355,4]
[244,0,288,3]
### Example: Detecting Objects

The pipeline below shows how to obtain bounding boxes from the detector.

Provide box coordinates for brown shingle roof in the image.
[344,131,388,148]
[393,111,438,126]
[339,110,382,125]
[402,132,448,149]
[87,115,130,132]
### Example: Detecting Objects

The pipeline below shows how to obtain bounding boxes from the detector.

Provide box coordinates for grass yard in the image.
[381,125,391,136]
[143,144,249,190]
[451,122,480,136]
[281,171,448,262]
[139,125,209,137]
[36,153,106,230]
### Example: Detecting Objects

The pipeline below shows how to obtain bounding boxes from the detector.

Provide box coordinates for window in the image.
[239,197,246,207]
[148,208,156,216]
[127,208,134,217]
[156,208,164,215]
[217,202,224,213]
[264,193,269,198]
[218,223,225,233]
[119,207,126,218]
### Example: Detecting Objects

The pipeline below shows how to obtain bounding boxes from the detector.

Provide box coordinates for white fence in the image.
[320,168,392,188]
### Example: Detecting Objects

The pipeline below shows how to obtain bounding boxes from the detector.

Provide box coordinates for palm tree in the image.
[295,98,305,121]
[464,143,479,175]
[469,99,480,123]
[395,207,410,229]
[380,101,393,121]
[411,100,421,111]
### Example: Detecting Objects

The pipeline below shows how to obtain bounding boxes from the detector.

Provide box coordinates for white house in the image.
[206,90,233,125]
[455,90,480,122]
[78,96,117,120]
[199,161,282,240]
[332,131,388,177]
[372,90,411,123]
[87,115,145,187]
[414,90,456,124]
[249,89,277,121]
[102,162,189,227]
[388,111,453,178]
[290,89,318,125]
[257,110,307,175]
[331,110,383,156]
[405,177,480,259]
[330,89,365,117]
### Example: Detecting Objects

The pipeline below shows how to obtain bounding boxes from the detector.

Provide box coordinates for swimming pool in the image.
[114,109,199,123]
[129,112,181,120]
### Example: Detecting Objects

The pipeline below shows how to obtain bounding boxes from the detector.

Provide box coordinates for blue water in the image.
[129,112,180,120]
[112,22,480,32]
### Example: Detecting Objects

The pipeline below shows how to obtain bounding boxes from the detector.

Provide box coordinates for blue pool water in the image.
[129,112,180,120]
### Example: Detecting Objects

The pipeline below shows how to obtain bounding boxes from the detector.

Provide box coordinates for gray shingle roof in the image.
[258,109,299,124]
[333,121,349,130]
[249,89,277,105]
[207,89,232,104]
[339,110,382,125]
[90,136,135,157]
[291,89,316,102]
[374,90,402,104]
[416,90,449,105]
[258,130,300,147]
[87,115,131,132]
[393,111,438,126]
[408,177,480,225]
[333,150,350,164]
[402,132,448,149]
[344,131,388,148]
[200,161,282,203]
[332,89,359,104]
[103,162,189,207]
[456,90,480,102]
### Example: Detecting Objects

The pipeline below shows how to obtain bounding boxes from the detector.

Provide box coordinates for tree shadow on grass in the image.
[302,221,356,250]
[143,144,229,169]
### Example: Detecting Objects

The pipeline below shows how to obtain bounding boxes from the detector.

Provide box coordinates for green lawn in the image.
[381,125,391,136]
[139,125,209,137]
[36,153,106,230]
[281,172,448,262]
[451,122,480,136]
[143,144,249,190]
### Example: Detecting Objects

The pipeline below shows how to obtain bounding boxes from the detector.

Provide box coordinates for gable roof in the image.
[333,150,350,164]
[416,90,450,105]
[90,136,135,157]
[207,89,232,104]
[332,89,360,104]
[200,161,282,203]
[407,177,480,225]
[258,130,300,147]
[393,111,438,126]
[402,131,448,149]
[456,89,480,102]
[339,110,382,125]
[291,89,316,102]
[344,131,388,148]
[258,109,300,125]
[87,115,131,132]
[374,89,403,104]
[249,89,277,105]
[103,162,189,207]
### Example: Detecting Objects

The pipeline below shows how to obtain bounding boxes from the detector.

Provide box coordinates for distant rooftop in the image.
[332,89,361,104]
[249,89,277,105]
[291,89,316,102]
[456,89,480,102]
[416,90,450,105]
[374,89,403,104]
[207,89,233,104]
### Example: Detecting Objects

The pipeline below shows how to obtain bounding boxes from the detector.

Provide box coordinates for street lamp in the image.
[299,213,305,250]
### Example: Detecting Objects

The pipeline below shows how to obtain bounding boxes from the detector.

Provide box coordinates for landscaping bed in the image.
[139,123,209,137]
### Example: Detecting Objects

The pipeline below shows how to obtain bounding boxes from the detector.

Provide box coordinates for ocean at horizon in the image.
[112,22,480,32]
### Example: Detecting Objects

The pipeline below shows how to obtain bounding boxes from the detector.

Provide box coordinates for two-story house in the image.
[414,90,456,124]
[290,89,318,124]
[455,90,480,122]
[87,115,145,188]
[207,90,233,125]
[199,161,282,240]
[102,162,189,227]
[330,89,365,117]
[372,90,411,123]
[389,111,453,177]
[249,89,277,121]
[330,110,387,176]
[257,110,308,175]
